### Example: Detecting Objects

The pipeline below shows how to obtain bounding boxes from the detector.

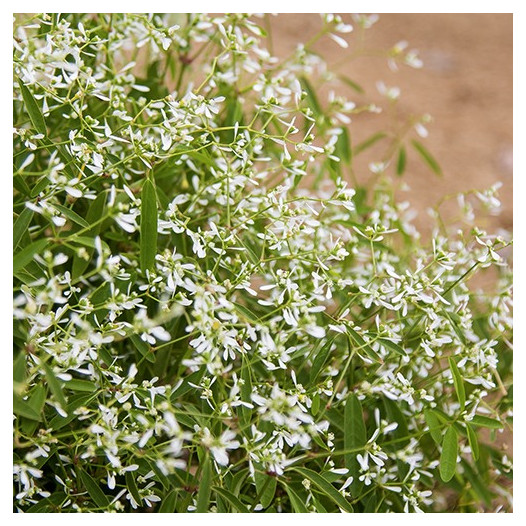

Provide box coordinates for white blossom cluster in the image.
[13,13,512,513]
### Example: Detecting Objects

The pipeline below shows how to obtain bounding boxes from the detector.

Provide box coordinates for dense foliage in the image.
[13,13,512,512]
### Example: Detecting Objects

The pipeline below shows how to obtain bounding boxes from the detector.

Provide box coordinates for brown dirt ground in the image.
[270,13,513,237]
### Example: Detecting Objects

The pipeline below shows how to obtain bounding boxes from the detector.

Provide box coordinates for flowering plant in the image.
[13,13,512,512]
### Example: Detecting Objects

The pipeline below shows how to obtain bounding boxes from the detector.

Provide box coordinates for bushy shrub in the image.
[13,13,512,512]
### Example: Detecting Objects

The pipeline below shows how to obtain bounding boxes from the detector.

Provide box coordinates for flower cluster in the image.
[13,13,512,513]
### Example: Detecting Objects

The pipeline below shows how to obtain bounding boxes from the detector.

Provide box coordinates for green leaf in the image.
[196,454,212,512]
[379,338,407,357]
[140,178,158,272]
[310,335,336,383]
[18,79,47,135]
[470,415,503,429]
[130,333,156,363]
[439,426,458,482]
[411,139,442,177]
[337,74,365,94]
[254,471,277,508]
[27,385,47,416]
[311,393,320,416]
[344,393,366,496]
[443,310,467,345]
[466,423,479,460]
[71,191,107,277]
[347,327,382,363]
[13,396,41,421]
[383,397,410,448]
[13,207,34,251]
[125,471,142,508]
[335,127,352,164]
[42,362,67,408]
[66,379,97,392]
[13,239,48,273]
[52,203,90,228]
[461,460,493,506]
[13,352,27,386]
[354,132,387,155]
[158,490,177,513]
[396,146,406,176]
[239,355,253,427]
[290,467,354,512]
[344,393,366,463]
[284,484,309,513]
[234,301,260,324]
[424,409,442,444]
[213,486,248,513]
[448,357,466,410]
[300,76,323,118]
[48,394,91,430]
[79,470,110,509]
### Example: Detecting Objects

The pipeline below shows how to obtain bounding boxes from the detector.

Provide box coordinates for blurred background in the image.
[270,13,513,235]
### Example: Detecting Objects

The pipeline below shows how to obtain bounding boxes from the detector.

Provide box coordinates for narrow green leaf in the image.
[239,356,253,427]
[140,179,158,272]
[290,467,354,512]
[13,175,32,197]
[347,327,382,363]
[234,301,260,324]
[13,239,48,273]
[158,490,177,513]
[171,368,205,399]
[396,146,406,176]
[310,336,336,383]
[462,460,493,506]
[30,175,52,199]
[13,207,34,251]
[13,396,41,421]
[49,394,91,430]
[439,426,458,482]
[311,393,320,416]
[424,409,442,444]
[52,203,90,228]
[383,397,410,447]
[42,362,67,408]
[66,379,97,393]
[345,393,366,496]
[300,76,322,118]
[79,470,110,509]
[443,310,467,345]
[354,132,387,155]
[213,486,248,513]
[254,471,277,508]
[130,333,156,363]
[335,127,352,164]
[470,415,503,429]
[72,191,107,278]
[13,352,27,386]
[196,454,212,512]
[27,385,47,415]
[311,496,328,512]
[284,484,309,513]
[466,423,480,460]
[448,357,466,410]
[411,139,443,177]
[379,338,407,357]
[337,74,365,94]
[18,79,47,135]
[344,394,366,465]
[125,471,142,508]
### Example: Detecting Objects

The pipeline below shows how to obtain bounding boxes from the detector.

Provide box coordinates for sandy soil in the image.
[269,14,513,235]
